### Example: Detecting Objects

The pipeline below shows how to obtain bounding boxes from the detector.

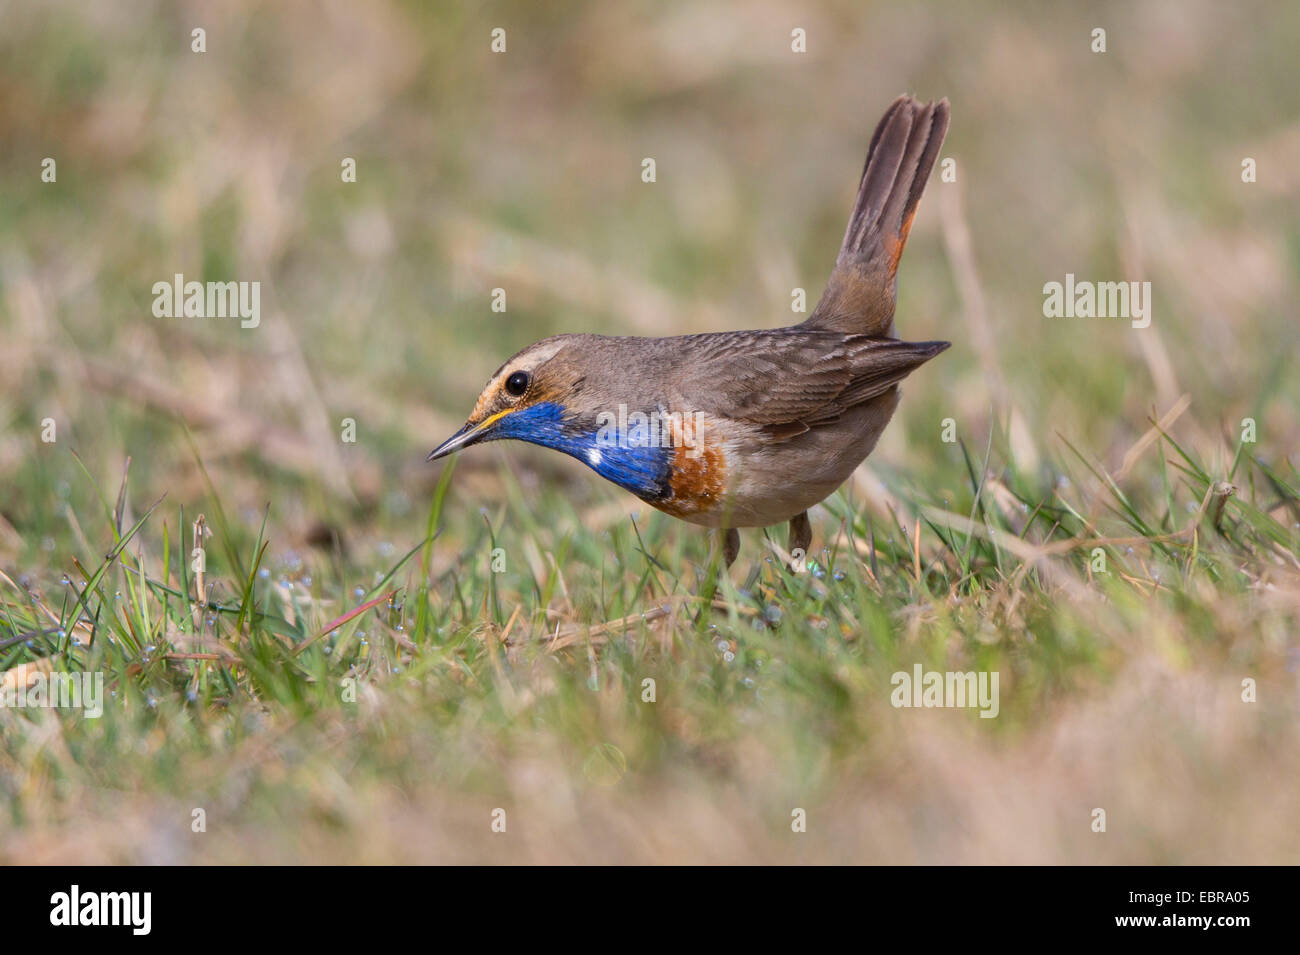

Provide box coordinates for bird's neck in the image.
[489,402,672,500]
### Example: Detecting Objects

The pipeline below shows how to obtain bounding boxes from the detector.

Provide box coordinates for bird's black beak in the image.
[428,407,519,462]
[426,421,480,462]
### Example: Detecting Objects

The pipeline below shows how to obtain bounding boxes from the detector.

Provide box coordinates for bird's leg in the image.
[722,528,740,568]
[788,511,812,566]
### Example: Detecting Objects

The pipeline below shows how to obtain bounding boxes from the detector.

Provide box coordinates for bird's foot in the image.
[788,511,812,569]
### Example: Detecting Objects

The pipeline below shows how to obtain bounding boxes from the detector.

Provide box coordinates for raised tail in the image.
[803,95,949,337]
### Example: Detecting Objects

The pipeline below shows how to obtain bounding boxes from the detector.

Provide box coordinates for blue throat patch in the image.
[485,402,672,500]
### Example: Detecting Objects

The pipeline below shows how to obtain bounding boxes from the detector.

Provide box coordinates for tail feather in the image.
[804,95,950,337]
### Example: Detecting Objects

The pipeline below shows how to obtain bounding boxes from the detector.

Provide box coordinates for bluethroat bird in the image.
[429,96,951,567]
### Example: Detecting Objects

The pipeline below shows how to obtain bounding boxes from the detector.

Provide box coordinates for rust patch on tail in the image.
[887,207,918,277]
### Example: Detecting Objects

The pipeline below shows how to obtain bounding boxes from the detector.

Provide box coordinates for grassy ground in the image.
[1,1,1298,863]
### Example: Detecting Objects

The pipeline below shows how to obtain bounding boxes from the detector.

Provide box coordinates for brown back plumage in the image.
[656,329,948,439]
[803,95,950,337]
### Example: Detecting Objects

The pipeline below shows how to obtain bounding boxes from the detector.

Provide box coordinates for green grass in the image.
[1,0,1299,862]
[2,410,1297,861]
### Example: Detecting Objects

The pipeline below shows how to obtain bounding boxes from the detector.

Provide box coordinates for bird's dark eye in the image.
[504,371,530,397]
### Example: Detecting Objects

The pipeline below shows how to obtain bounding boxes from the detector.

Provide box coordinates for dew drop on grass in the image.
[353,587,365,599]
[764,605,782,624]
[60,574,70,585]
[723,651,735,663]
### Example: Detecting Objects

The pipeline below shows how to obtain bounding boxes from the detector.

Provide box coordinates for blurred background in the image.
[3,0,1296,554]
[0,0,1298,863]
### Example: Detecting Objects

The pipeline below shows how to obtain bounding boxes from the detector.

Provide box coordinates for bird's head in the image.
[427,334,676,501]
[427,336,579,460]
